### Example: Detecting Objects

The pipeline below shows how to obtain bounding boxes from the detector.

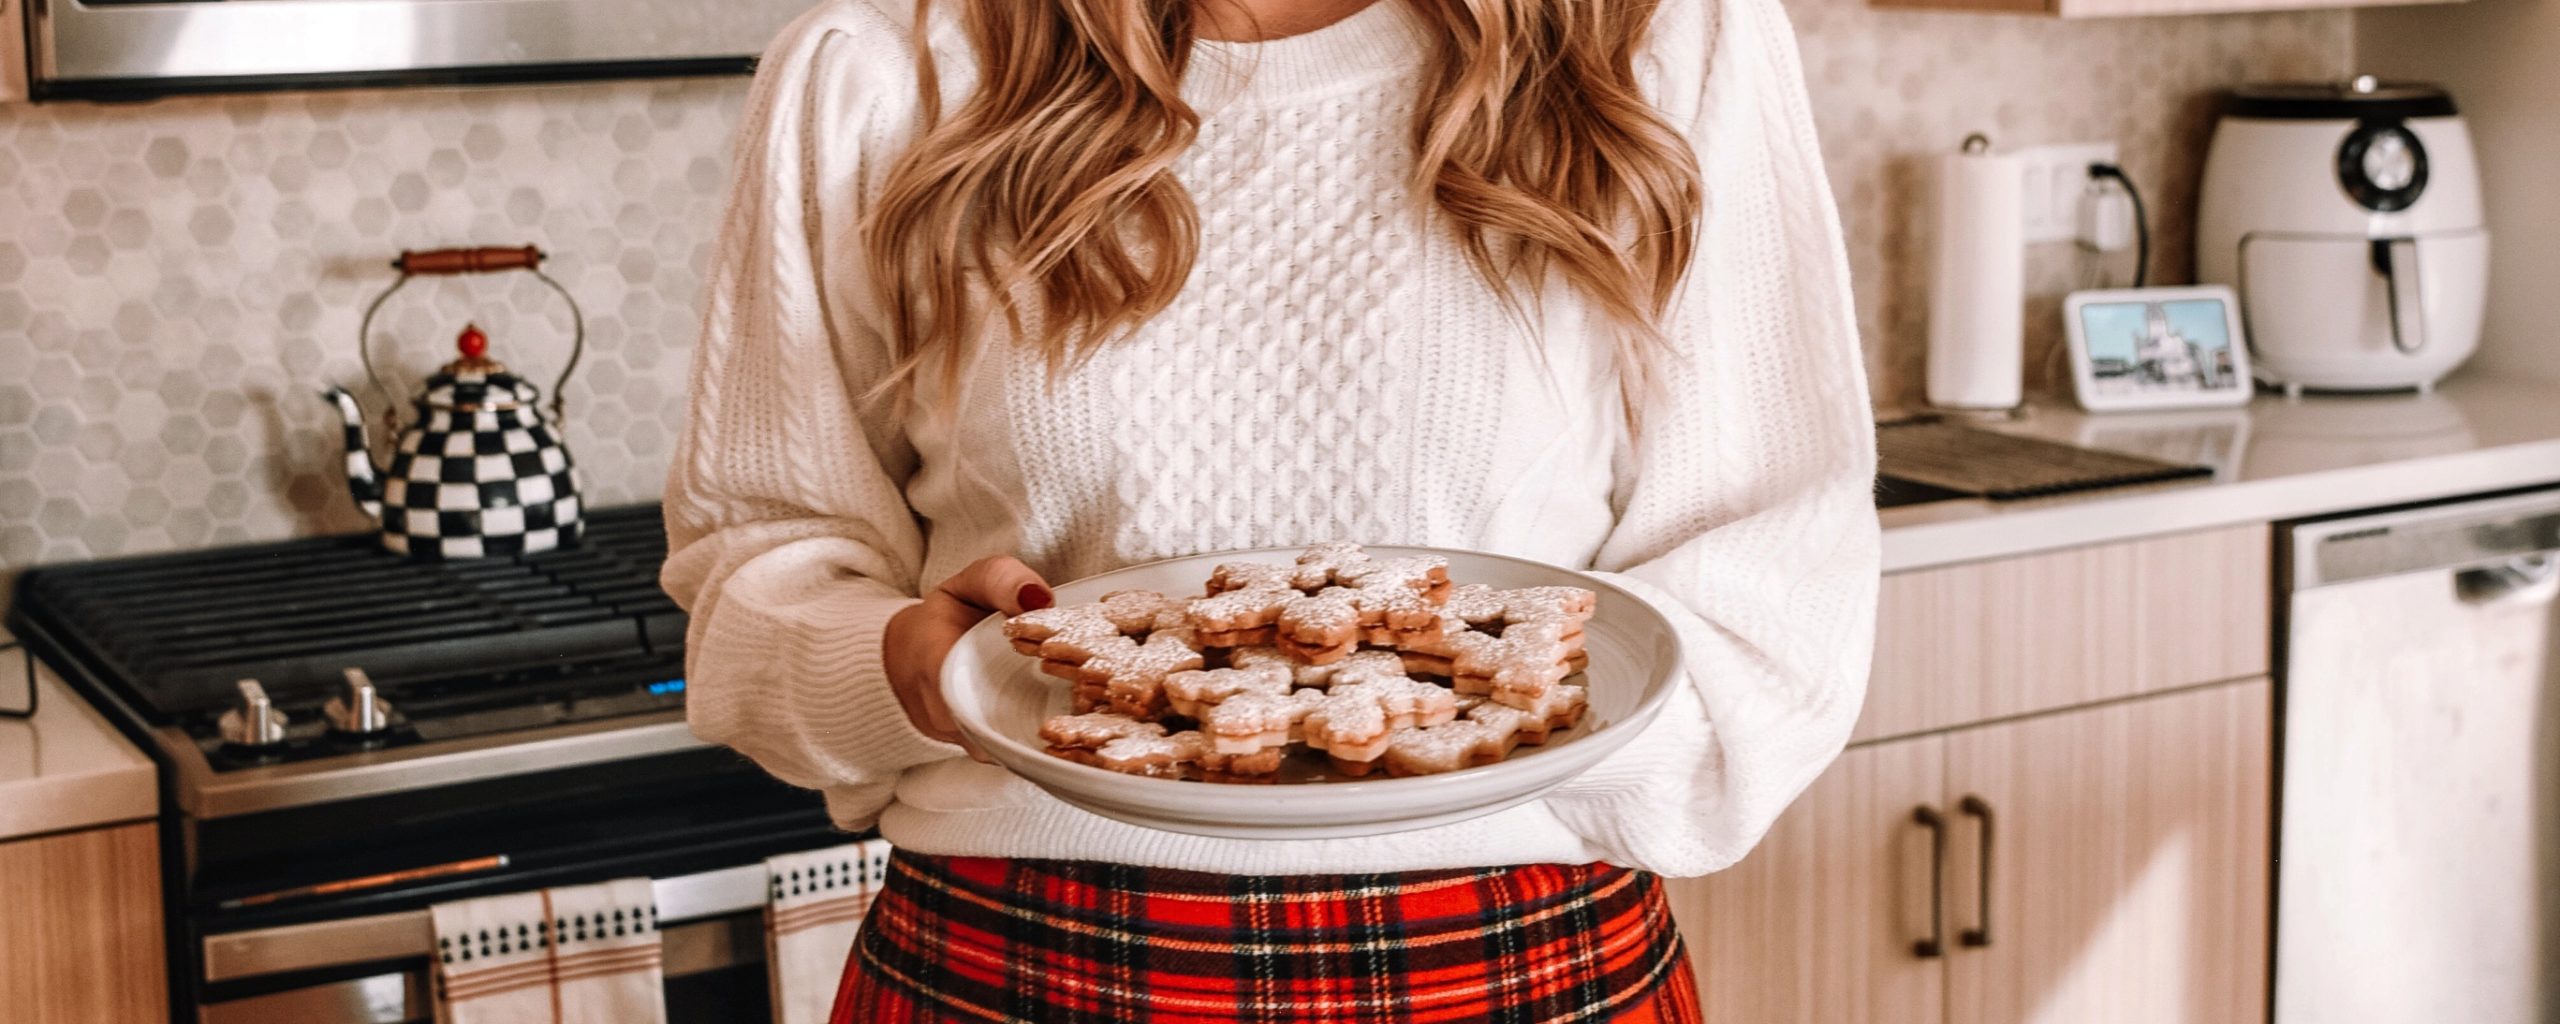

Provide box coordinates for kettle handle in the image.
[354,246,587,430]
[397,246,543,276]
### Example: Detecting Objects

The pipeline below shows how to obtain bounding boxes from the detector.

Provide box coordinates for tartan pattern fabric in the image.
[834,852,1700,1024]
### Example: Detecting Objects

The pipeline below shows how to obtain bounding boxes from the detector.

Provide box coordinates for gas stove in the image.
[12,504,701,817]
[7,503,843,1024]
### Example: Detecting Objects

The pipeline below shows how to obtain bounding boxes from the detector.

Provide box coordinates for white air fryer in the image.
[2197,77,2488,394]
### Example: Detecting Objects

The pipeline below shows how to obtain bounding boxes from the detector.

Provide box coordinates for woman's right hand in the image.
[882,555,1053,762]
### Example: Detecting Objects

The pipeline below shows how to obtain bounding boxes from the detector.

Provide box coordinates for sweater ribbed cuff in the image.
[688,567,957,796]
[799,588,954,773]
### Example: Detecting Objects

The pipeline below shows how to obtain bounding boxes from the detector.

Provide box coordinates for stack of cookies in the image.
[1002,543,1596,783]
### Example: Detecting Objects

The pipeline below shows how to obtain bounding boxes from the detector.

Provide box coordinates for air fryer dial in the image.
[2336,121,2429,213]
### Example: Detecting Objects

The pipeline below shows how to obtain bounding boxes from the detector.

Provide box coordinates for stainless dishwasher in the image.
[2276,486,2560,1024]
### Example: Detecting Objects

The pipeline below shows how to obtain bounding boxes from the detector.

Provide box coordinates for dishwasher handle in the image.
[2292,489,2560,591]
[2455,553,2559,606]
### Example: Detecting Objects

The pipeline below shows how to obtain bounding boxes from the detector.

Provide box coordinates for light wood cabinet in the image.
[1668,737,1946,1024]
[1944,678,2270,1024]
[1,0,23,102]
[0,822,169,1022]
[1860,524,2268,744]
[1870,0,2459,19]
[1671,678,2271,1024]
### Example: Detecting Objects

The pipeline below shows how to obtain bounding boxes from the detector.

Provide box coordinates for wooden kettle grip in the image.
[394,246,544,276]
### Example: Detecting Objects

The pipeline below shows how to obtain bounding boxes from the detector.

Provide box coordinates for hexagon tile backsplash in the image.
[0,0,2349,595]
[0,77,752,587]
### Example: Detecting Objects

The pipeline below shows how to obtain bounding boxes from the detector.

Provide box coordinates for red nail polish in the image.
[1018,583,1053,611]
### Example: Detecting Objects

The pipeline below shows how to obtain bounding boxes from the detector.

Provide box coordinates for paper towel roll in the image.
[1926,145,2025,411]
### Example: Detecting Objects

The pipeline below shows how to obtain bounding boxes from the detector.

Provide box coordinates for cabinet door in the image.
[1944,679,2271,1024]
[0,822,168,1021]
[1667,735,1948,1024]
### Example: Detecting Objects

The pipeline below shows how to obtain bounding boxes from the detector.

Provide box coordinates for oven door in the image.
[31,0,812,99]
[197,862,790,1024]
[178,749,848,1024]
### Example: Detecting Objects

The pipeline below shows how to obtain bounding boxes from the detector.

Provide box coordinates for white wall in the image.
[2360,0,2560,382]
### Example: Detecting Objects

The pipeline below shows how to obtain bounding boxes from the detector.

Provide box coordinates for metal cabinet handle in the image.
[1959,795,1994,948]
[1914,805,1947,958]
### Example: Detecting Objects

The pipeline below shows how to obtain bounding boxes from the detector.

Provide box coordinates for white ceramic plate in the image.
[942,546,1686,839]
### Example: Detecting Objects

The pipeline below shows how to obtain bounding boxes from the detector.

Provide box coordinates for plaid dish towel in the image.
[765,839,892,1024]
[430,878,664,1024]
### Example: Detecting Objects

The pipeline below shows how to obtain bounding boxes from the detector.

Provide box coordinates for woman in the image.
[662,0,1879,1012]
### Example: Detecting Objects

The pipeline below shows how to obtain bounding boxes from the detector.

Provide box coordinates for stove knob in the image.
[218,679,290,748]
[324,668,394,736]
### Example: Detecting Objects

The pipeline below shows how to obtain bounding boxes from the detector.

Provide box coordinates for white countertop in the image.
[1879,371,2560,572]
[0,632,158,842]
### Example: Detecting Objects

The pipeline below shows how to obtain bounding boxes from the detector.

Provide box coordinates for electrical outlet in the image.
[2013,142,2119,244]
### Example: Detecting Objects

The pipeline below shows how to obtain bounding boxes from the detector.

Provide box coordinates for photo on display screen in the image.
[2062,285,2255,412]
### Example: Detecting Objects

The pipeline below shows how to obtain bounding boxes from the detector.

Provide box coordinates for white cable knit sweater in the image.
[663,0,1879,876]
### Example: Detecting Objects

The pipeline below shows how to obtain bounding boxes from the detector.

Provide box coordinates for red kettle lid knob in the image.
[457,323,489,359]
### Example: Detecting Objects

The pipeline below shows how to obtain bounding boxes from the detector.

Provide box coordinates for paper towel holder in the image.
[1926,131,2030,420]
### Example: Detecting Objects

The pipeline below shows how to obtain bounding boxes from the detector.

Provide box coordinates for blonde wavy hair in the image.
[865,0,1703,402]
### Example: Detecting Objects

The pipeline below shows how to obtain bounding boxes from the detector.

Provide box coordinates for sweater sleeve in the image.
[660,2,960,829]
[1538,0,1882,876]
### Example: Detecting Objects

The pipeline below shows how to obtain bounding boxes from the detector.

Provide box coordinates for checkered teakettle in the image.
[326,246,586,560]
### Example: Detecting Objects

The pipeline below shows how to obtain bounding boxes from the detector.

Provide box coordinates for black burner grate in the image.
[11,504,684,721]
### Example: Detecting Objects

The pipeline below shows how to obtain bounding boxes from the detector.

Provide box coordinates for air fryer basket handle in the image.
[2370,237,2428,356]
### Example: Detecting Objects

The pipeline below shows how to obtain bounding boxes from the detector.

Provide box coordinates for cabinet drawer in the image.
[1859,525,2269,742]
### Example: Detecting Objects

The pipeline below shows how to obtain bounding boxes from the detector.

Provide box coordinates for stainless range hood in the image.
[28,0,814,100]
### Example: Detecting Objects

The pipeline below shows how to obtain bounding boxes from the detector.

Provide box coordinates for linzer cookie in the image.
[1201,688,1327,755]
[1187,569,1295,649]
[1378,687,1586,777]
[1009,543,1597,784]
[1226,646,1363,689]
[1447,622,1576,710]
[1005,604,1119,658]
[1379,719,1520,777]
[1082,635,1207,718]
[1163,662,1294,718]
[1305,674,1463,775]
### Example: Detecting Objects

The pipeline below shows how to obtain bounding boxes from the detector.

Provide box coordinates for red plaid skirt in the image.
[832,851,1700,1023]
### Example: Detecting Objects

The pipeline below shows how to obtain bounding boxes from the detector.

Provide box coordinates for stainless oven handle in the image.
[201,862,771,983]
[171,714,711,820]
